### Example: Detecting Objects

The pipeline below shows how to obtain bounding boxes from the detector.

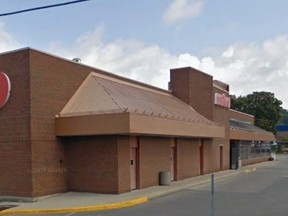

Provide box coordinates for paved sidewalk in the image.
[0,160,277,215]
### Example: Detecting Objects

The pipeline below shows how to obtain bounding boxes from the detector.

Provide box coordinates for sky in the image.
[0,0,288,108]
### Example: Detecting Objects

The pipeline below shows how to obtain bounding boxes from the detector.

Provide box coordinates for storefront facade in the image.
[0,48,274,200]
[229,109,274,167]
[276,125,288,153]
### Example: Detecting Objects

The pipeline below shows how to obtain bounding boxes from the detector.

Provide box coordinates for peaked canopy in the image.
[56,72,225,138]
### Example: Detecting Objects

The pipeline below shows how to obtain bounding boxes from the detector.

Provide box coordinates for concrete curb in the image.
[0,197,148,215]
[245,167,257,173]
[147,170,242,200]
[148,160,277,200]
[0,160,277,215]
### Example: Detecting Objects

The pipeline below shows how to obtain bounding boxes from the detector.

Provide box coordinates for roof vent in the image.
[72,58,81,63]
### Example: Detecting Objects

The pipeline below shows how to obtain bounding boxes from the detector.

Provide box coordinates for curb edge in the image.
[0,197,148,215]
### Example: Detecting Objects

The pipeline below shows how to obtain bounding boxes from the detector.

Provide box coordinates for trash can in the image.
[159,171,170,185]
[271,153,277,161]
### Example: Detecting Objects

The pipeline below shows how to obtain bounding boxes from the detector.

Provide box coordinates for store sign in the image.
[214,93,231,108]
[0,71,11,109]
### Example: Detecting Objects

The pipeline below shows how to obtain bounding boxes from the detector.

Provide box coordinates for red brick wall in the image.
[170,68,190,104]
[139,137,170,188]
[170,67,230,175]
[117,136,131,193]
[241,156,270,166]
[170,67,214,120]
[212,87,231,172]
[0,141,32,197]
[203,138,230,173]
[0,48,106,197]
[0,49,239,197]
[28,49,93,196]
[66,136,120,194]
[31,140,68,197]
[176,138,200,180]
[0,49,32,197]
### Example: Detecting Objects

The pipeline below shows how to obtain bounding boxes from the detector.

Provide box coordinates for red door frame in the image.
[199,139,204,175]
[170,147,175,181]
[170,138,177,181]
[136,137,141,189]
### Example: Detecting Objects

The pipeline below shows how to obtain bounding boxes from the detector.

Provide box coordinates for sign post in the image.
[211,173,215,216]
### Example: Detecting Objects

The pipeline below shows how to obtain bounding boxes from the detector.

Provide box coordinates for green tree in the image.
[231,91,283,132]
[278,109,288,125]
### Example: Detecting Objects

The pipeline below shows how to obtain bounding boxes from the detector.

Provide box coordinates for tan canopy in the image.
[56,72,225,138]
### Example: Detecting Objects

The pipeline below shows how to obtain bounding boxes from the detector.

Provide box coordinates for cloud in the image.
[1,22,287,108]
[50,28,288,108]
[206,36,288,108]
[49,25,209,90]
[162,0,204,24]
[49,25,177,89]
[0,22,19,52]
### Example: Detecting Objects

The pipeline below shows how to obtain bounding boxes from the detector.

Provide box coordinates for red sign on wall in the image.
[0,71,11,109]
[214,93,231,108]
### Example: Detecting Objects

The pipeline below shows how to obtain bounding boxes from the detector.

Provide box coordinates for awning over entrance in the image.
[229,119,275,141]
[55,72,225,138]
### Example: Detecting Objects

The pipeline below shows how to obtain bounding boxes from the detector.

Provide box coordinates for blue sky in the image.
[1,0,288,108]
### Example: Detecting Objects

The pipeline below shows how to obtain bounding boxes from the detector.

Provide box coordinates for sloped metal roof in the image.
[60,72,217,126]
[230,119,270,134]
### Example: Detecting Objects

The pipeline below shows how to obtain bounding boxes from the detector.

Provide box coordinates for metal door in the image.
[220,146,224,170]
[230,145,239,170]
[130,148,137,190]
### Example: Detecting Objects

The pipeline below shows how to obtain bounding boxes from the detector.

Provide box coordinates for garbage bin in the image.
[159,171,170,185]
[271,153,277,161]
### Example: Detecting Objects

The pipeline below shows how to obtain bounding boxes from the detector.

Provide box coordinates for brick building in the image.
[0,48,274,201]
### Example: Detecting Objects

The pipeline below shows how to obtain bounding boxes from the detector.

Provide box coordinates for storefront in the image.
[229,111,274,167]
[276,125,288,153]
[0,48,274,200]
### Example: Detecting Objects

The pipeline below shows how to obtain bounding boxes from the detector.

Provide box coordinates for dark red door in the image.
[199,141,204,175]
[170,147,175,181]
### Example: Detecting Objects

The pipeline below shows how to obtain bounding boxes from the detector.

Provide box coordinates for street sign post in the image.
[211,174,215,216]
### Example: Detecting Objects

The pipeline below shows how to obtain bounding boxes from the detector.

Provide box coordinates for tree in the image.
[278,109,288,125]
[231,91,283,132]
